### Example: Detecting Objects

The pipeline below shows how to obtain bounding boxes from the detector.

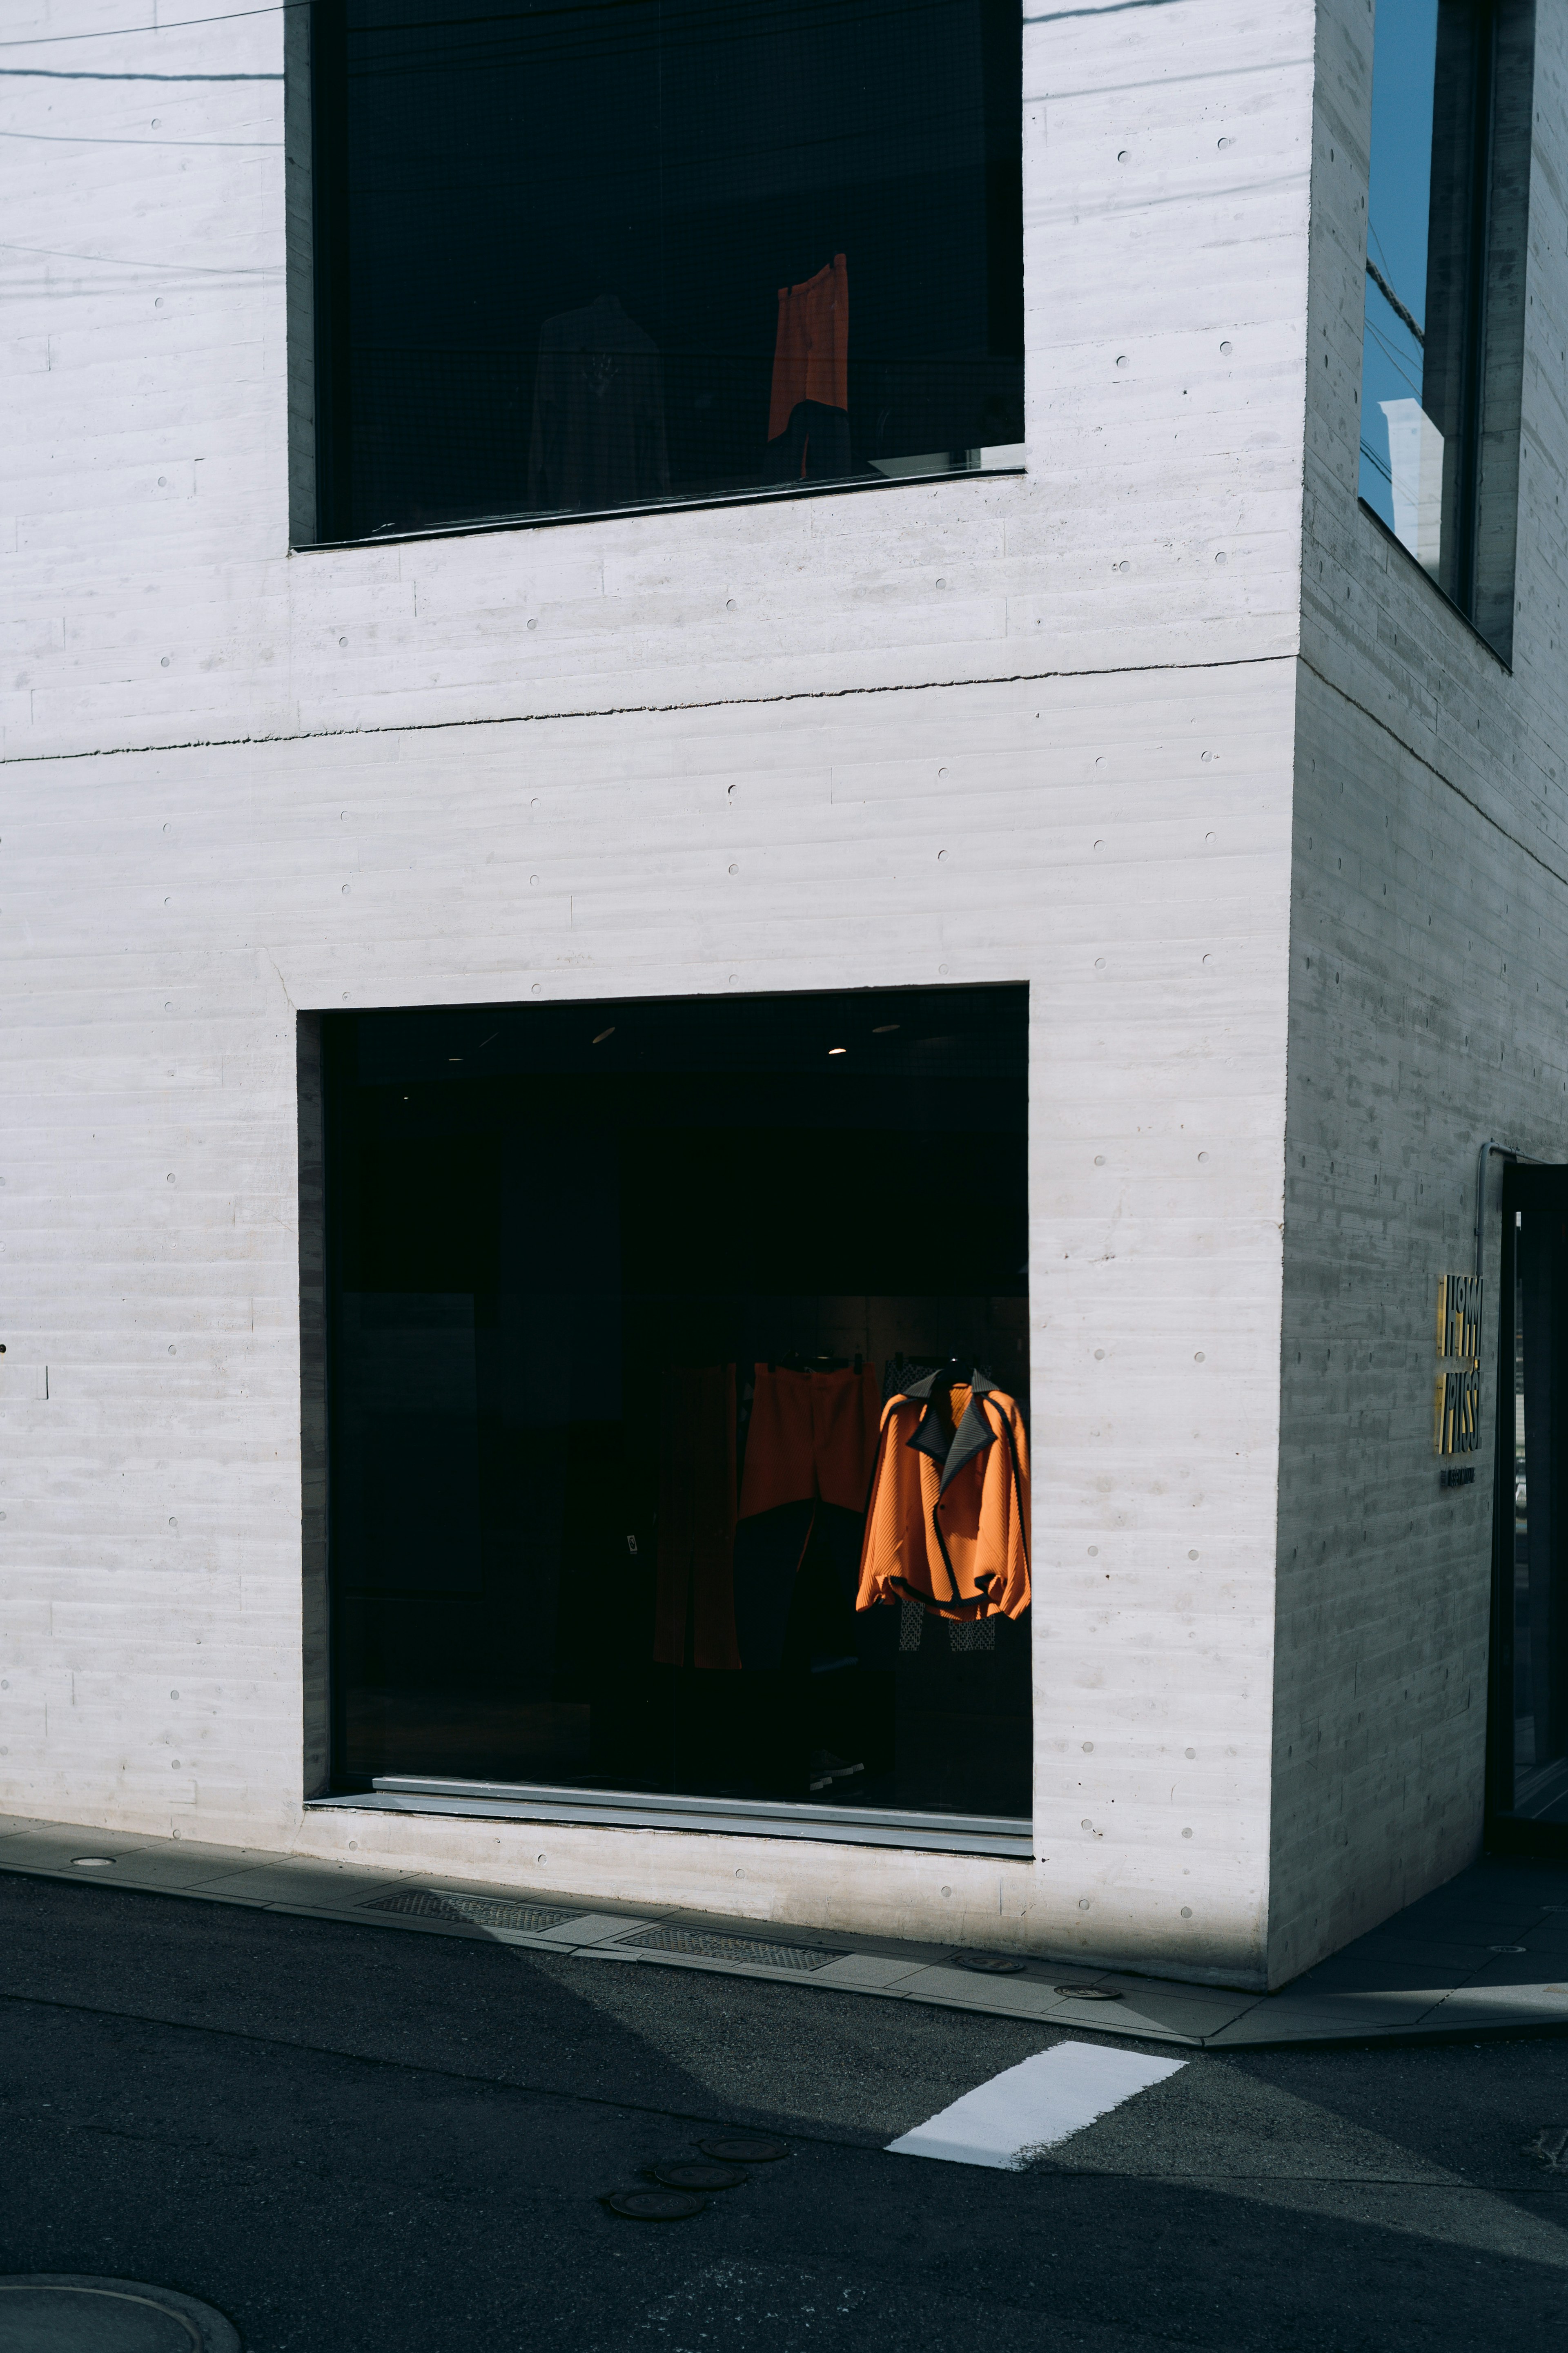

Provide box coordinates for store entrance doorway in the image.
[1489,1164,1568,1847]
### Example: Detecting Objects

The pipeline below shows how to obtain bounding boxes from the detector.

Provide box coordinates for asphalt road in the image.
[0,1871,1564,2351]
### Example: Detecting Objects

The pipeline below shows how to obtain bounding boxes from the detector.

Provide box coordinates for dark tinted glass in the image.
[324,985,1032,1822]
[310,0,1025,542]
[1500,1206,1568,1824]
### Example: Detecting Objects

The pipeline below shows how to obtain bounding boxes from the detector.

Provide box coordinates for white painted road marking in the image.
[886,2038,1187,2170]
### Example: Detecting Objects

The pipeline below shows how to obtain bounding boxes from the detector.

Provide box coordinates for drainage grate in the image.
[619,1925,846,1971]
[360,1889,582,1934]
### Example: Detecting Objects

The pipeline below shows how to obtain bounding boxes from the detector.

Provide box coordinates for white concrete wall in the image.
[1271,0,1568,1982]
[0,2,1316,1986]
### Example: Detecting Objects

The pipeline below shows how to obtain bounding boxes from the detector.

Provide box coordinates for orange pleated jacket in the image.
[856,1369,1031,1621]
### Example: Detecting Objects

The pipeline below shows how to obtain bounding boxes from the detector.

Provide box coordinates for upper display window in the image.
[307,0,1025,544]
[1356,0,1535,661]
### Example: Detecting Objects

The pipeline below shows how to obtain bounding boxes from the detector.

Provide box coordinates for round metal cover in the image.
[697,2134,790,2164]
[0,2275,241,2350]
[953,1952,1026,1975]
[1055,1985,1123,2001]
[604,2188,707,2221]
[650,2161,748,2192]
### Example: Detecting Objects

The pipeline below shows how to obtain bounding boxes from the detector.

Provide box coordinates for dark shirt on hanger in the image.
[528,293,670,513]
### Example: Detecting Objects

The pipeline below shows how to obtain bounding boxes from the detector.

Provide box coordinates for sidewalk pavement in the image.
[1,1811,1564,2047]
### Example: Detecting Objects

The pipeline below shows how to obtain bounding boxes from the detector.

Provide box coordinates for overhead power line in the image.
[0,4,305,47]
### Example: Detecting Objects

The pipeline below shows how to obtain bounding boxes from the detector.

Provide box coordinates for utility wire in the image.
[1363,315,1425,405]
[0,4,305,47]
[1365,253,1424,347]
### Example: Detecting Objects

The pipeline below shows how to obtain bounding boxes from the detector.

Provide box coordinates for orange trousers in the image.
[739,1361,882,1519]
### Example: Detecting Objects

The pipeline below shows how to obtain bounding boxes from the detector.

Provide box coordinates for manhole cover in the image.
[650,2160,748,2190]
[1056,1985,1123,2001]
[604,2189,707,2220]
[953,1952,1026,1975]
[697,2134,790,2164]
[0,2275,240,2350]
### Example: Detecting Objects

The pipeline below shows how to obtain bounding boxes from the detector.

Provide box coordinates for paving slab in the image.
[533,1911,662,1945]
[187,1862,425,1906]
[891,1966,1070,2019]
[1096,1990,1258,2037]
[1327,1936,1499,1970]
[0,1836,258,1890]
[1433,1977,1568,2014]
[1262,1997,1446,2031]
[813,1954,930,1990]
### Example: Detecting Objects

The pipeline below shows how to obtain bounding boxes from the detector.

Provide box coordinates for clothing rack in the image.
[766,1350,863,1374]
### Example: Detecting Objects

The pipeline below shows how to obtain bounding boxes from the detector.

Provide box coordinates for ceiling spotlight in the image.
[448,1057,462,1063]
[593,1027,616,1044]
[829,1046,848,1056]
[871,1023,900,1034]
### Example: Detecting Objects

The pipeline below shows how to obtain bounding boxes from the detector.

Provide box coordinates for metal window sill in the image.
[292,461,1027,557]
[306,1775,1034,1860]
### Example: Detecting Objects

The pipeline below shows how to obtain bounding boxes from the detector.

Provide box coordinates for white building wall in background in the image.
[1266,0,1568,1982]
[4,0,1561,1992]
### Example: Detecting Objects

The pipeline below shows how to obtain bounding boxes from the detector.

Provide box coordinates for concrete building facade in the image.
[2,0,1564,1991]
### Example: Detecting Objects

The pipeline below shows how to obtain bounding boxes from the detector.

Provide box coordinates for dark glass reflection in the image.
[325,985,1032,1822]
[311,0,1025,541]
[1358,0,1535,660]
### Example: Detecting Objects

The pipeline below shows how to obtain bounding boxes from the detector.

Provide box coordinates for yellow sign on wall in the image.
[1433,1273,1482,1455]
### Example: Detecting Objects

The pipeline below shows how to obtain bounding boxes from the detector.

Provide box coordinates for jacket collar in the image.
[899,1369,999,1495]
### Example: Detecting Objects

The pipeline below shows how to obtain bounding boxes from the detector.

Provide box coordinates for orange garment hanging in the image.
[768,254,849,445]
[856,1368,1030,1622]
[738,1359,882,1519]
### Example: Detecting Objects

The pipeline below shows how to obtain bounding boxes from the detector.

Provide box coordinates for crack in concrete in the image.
[0,651,1293,768]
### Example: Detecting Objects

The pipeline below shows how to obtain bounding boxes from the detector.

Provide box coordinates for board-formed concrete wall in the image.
[1272,0,1568,1983]
[0,2,1317,1985]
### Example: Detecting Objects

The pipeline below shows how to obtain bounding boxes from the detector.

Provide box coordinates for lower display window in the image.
[323,983,1031,1822]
